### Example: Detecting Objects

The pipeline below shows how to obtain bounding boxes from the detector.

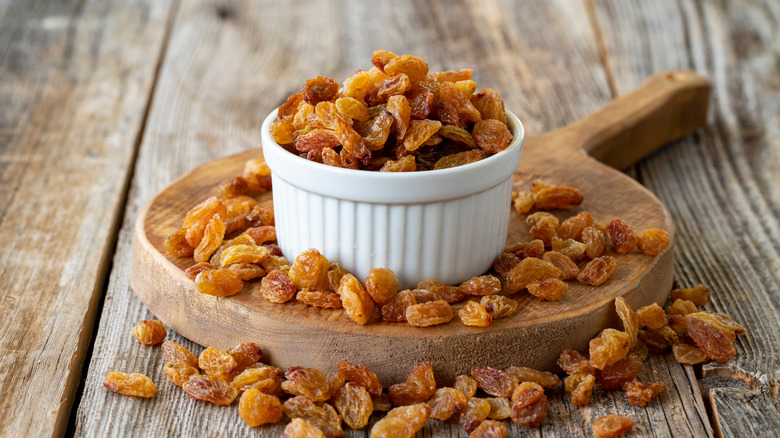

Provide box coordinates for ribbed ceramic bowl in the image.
[261,111,525,289]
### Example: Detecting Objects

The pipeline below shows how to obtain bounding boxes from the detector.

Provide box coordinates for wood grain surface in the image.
[0,1,174,437]
[73,0,721,437]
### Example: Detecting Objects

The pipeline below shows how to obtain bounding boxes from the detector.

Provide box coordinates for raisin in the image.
[607,219,638,254]
[622,379,665,407]
[194,214,226,263]
[227,263,266,281]
[285,418,326,438]
[510,382,547,427]
[542,251,579,280]
[335,97,370,121]
[455,79,478,98]
[384,55,429,83]
[278,93,304,119]
[434,150,486,169]
[401,119,442,151]
[165,229,195,257]
[337,273,375,325]
[289,248,331,291]
[558,211,594,240]
[326,263,349,291]
[388,363,436,406]
[363,112,395,151]
[471,367,518,397]
[504,257,562,293]
[103,372,157,398]
[371,49,397,71]
[334,382,373,429]
[386,95,411,138]
[460,275,501,296]
[270,118,295,144]
[637,329,670,354]
[407,84,435,120]
[381,289,416,322]
[385,403,431,432]
[459,301,493,327]
[131,320,167,345]
[327,372,346,400]
[529,216,559,247]
[637,303,667,329]
[228,343,263,372]
[479,295,518,319]
[369,417,413,438]
[471,88,507,124]
[615,297,639,347]
[297,289,343,308]
[527,278,567,301]
[557,349,595,375]
[283,397,343,438]
[428,387,468,421]
[507,239,545,260]
[667,298,698,316]
[592,415,636,438]
[418,279,466,303]
[691,312,746,337]
[512,191,535,214]
[484,397,512,420]
[295,129,341,152]
[365,268,399,305]
[551,236,587,262]
[259,270,296,303]
[472,119,511,153]
[577,256,617,286]
[162,341,198,368]
[380,155,417,172]
[337,360,383,397]
[685,314,736,362]
[342,70,373,101]
[565,373,595,407]
[243,158,272,192]
[164,361,199,387]
[589,328,631,370]
[282,367,331,402]
[372,73,411,104]
[637,229,670,256]
[670,284,710,306]
[505,366,560,388]
[183,375,238,405]
[302,76,339,105]
[199,347,238,378]
[220,244,269,267]
[668,314,688,336]
[582,226,607,259]
[195,268,243,297]
[238,388,283,426]
[183,197,227,247]
[533,186,583,210]
[438,125,477,148]
[460,397,491,432]
[233,365,284,393]
[672,343,709,364]
[597,357,643,390]
[455,374,479,398]
[406,300,453,327]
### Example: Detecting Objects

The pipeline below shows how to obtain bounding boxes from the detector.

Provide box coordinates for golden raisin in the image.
[165,229,194,257]
[471,88,507,124]
[582,226,607,259]
[503,257,562,293]
[637,228,670,256]
[131,320,167,345]
[161,341,198,368]
[459,301,492,327]
[260,270,297,303]
[685,314,736,362]
[460,275,501,296]
[471,367,518,397]
[104,372,156,398]
[289,248,331,291]
[281,367,331,402]
[405,300,453,327]
[369,417,413,438]
[510,382,547,428]
[195,268,243,297]
[194,214,226,263]
[597,356,644,390]
[542,251,579,280]
[637,303,667,329]
[434,150,485,170]
[459,397,491,432]
[551,236,587,262]
[284,418,326,438]
[577,256,617,286]
[622,379,665,407]
[479,295,518,319]
[239,388,283,426]
[232,364,284,393]
[388,363,436,406]
[472,119,512,154]
[302,76,339,105]
[428,387,468,421]
[365,268,399,305]
[558,211,594,240]
[533,186,583,210]
[557,349,595,375]
[455,374,479,399]
[672,342,709,364]
[527,278,567,301]
[607,219,638,254]
[337,360,383,397]
[163,361,198,387]
[381,289,417,322]
[199,347,238,377]
[471,419,508,437]
[505,366,560,388]
[484,397,511,420]
[614,296,639,347]
[334,382,373,429]
[385,403,431,432]
[283,396,343,438]
[670,284,710,306]
[402,119,442,151]
[337,273,375,325]
[182,375,238,405]
[589,328,631,370]
[228,343,263,372]
[565,373,595,407]
[592,415,636,438]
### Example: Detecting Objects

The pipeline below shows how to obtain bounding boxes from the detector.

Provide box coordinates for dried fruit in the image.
[558,211,594,240]
[670,284,710,306]
[162,341,198,368]
[194,214,226,262]
[470,419,508,438]
[369,416,413,438]
[459,397,491,432]
[103,372,157,398]
[289,248,331,291]
[232,364,284,393]
[672,342,709,364]
[227,263,266,281]
[418,279,466,303]
[557,349,595,375]
[195,268,243,297]
[471,88,507,124]
[637,303,667,329]
[505,366,560,388]
[239,388,283,426]
[512,191,535,214]
[334,382,373,429]
[302,76,339,105]
[402,119,442,151]
[472,119,512,154]
[504,257,563,293]
[337,273,375,325]
[597,357,643,390]
[622,379,665,407]
[455,374,479,398]
[257,268,295,302]
[592,415,636,438]
[372,393,392,412]
[484,397,512,420]
[165,229,194,257]
[471,367,518,397]
[565,373,595,407]
[220,244,269,267]
[381,289,416,322]
[479,295,518,319]
[428,387,468,421]
[526,212,559,247]
[297,290,343,308]
[131,320,167,345]
[164,361,199,387]
[459,301,493,327]
[228,343,263,372]
[183,375,238,405]
[589,328,631,370]
[582,226,607,259]
[405,300,453,327]
[183,197,227,247]
[542,251,579,280]
[388,363,436,406]
[637,228,670,256]
[510,382,547,427]
[533,186,583,210]
[199,347,238,377]
[283,396,343,438]
[385,403,431,432]
[577,256,617,286]
[285,418,326,438]
[337,360,382,397]
[615,297,639,347]
[551,236,587,262]
[365,268,399,305]
[685,314,736,362]
[527,278,567,301]
[607,219,638,255]
[667,298,698,316]
[282,367,331,402]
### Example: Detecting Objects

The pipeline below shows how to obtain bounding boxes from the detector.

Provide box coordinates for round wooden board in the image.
[131,145,674,384]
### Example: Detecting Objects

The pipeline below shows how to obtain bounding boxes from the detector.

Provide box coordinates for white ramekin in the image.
[261,110,525,289]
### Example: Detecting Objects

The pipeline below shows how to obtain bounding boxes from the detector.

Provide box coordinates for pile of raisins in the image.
[269,49,514,171]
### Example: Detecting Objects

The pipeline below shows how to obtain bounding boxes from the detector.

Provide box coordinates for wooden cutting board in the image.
[131,71,709,384]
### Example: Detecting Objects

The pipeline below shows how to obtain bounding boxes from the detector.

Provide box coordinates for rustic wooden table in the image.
[1,0,778,437]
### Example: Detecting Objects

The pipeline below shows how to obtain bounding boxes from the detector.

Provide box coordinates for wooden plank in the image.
[75,0,712,436]
[0,1,174,437]
[593,0,780,435]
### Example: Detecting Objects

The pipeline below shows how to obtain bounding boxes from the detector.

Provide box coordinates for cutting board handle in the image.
[552,71,711,169]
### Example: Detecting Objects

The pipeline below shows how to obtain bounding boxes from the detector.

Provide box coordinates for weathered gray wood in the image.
[593,0,780,435]
[72,0,720,436]
[0,1,173,437]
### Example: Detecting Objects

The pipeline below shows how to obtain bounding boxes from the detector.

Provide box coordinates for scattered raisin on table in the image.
[131,320,167,345]
[281,367,331,402]
[470,419,508,438]
[334,382,373,429]
[405,300,453,327]
[592,415,636,438]
[622,378,666,407]
[472,366,519,397]
[670,284,710,306]
[607,219,638,255]
[510,382,548,427]
[577,256,617,286]
[428,387,468,421]
[182,375,238,405]
[385,403,431,432]
[459,301,493,327]
[238,388,283,426]
[459,397,491,432]
[565,373,595,407]
[103,372,157,398]
[589,328,631,370]
[337,360,383,397]
[596,356,644,390]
